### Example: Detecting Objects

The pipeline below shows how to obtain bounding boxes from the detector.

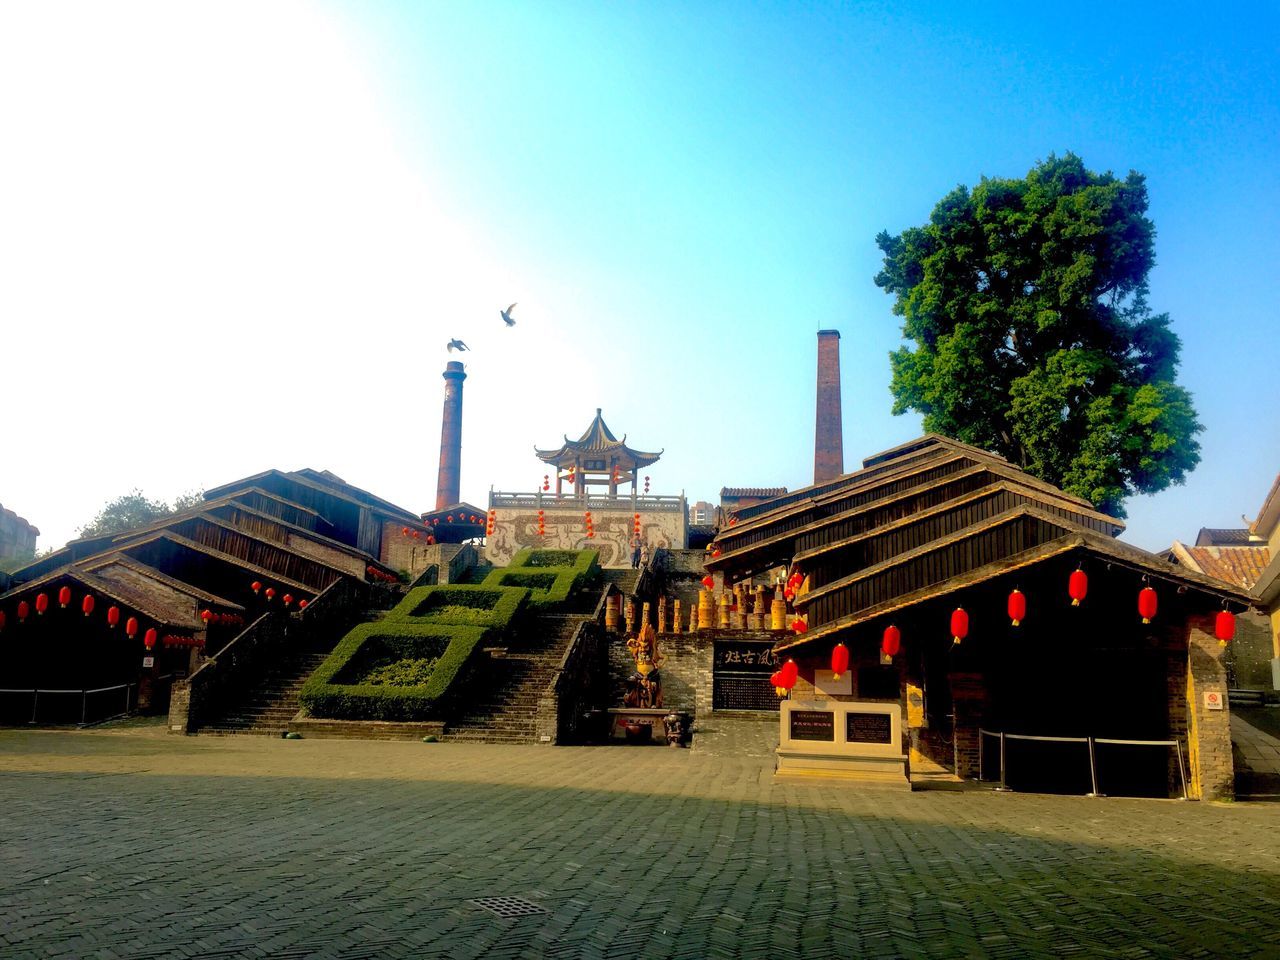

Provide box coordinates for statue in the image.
[624,624,665,709]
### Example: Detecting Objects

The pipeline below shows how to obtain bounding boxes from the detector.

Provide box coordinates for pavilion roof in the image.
[535,409,662,469]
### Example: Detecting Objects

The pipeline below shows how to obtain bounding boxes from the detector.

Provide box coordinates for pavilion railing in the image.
[489,491,687,513]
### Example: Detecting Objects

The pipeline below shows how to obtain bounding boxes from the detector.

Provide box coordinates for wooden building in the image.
[0,469,430,724]
[705,435,1253,799]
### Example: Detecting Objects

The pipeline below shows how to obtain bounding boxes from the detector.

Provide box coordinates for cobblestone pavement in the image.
[2,724,1279,959]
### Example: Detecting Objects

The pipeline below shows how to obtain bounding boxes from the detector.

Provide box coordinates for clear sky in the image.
[2,1,1277,553]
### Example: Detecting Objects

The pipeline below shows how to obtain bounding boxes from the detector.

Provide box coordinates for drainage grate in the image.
[469,896,548,919]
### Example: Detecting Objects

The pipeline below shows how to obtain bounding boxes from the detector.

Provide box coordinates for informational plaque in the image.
[142,656,155,669]
[845,711,892,744]
[790,710,835,742]
[1204,690,1223,711]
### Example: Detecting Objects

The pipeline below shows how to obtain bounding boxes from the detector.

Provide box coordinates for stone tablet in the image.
[846,711,892,745]
[790,710,835,742]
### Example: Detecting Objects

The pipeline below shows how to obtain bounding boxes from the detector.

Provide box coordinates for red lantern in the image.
[18,600,29,622]
[58,586,71,609]
[950,607,969,645]
[780,659,798,687]
[1138,586,1158,624]
[1215,610,1236,646]
[431,517,439,525]
[830,642,849,679]
[0,611,5,631]
[882,624,901,658]
[265,588,275,601]
[401,526,410,536]
[251,581,262,594]
[771,670,787,697]
[1069,568,1087,606]
[790,618,807,634]
[298,599,309,610]
[701,575,714,590]
[201,609,213,625]
[412,529,421,539]
[1007,589,1026,626]
[446,514,454,523]
[282,594,293,607]
[426,535,436,545]
[143,628,157,650]
[107,605,120,628]
[35,593,48,615]
[783,588,794,602]
[81,594,95,617]
[126,616,139,638]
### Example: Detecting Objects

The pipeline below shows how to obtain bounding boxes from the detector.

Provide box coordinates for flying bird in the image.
[500,303,518,327]
[447,339,469,352]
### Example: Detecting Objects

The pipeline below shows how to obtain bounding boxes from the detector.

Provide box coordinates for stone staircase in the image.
[441,569,636,744]
[195,648,334,736]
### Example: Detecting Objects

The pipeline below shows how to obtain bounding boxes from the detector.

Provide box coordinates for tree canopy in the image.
[875,153,1201,517]
[77,489,204,539]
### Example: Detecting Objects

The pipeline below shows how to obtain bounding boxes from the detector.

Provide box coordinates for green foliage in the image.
[400,585,527,627]
[360,657,440,687]
[481,549,599,608]
[78,488,205,538]
[875,153,1201,516]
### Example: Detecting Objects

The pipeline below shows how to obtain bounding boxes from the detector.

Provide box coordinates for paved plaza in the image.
[2,723,1279,960]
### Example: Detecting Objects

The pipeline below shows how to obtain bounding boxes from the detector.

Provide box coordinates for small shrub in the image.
[525,550,579,568]
[362,657,439,687]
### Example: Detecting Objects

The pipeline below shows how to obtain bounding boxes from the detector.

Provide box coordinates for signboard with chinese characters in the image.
[846,711,892,744]
[790,710,835,742]
[713,641,778,673]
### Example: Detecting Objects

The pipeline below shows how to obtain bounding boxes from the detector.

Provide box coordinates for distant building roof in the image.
[1250,473,1280,540]
[1195,528,1257,546]
[720,487,788,499]
[1168,541,1272,590]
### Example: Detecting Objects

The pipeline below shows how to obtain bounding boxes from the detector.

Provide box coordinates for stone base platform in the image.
[288,715,447,741]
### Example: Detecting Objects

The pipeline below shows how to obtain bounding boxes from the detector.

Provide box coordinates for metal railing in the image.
[1,683,138,726]
[978,728,1188,800]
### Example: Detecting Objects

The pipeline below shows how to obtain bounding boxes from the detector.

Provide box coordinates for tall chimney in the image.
[814,329,844,484]
[435,361,467,510]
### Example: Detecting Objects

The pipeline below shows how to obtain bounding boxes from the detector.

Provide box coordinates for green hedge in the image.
[482,549,599,607]
[299,585,528,721]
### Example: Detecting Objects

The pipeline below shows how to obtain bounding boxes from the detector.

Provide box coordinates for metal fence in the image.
[978,728,1188,800]
[0,683,138,726]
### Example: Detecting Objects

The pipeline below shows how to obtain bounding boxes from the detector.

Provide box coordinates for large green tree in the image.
[78,489,204,538]
[875,153,1201,517]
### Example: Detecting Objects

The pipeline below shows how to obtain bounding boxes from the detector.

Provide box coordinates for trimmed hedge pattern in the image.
[481,549,600,608]
[300,586,527,721]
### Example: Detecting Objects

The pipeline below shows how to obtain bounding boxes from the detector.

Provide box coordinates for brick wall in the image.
[1185,616,1234,800]
[484,506,686,569]
[608,629,715,716]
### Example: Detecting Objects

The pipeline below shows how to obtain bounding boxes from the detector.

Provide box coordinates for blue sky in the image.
[2,1,1276,551]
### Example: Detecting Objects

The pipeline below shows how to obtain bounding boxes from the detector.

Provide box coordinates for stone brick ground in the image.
[2,721,1279,959]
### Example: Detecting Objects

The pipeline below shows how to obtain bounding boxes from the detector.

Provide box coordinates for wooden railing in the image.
[490,491,686,513]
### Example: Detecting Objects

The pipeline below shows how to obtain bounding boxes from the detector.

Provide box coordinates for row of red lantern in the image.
[163,634,204,649]
[537,507,546,536]
[400,526,438,544]
[543,475,550,491]
[783,569,804,603]
[199,611,247,628]
[770,659,798,696]
[633,512,641,537]
[643,475,650,494]
[0,595,171,652]
[584,510,595,539]
[486,509,497,537]
[365,566,398,584]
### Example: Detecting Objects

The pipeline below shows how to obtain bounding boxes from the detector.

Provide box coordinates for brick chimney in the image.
[814,329,844,484]
[435,361,467,510]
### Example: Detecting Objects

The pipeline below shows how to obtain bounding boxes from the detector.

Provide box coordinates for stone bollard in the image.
[771,586,787,631]
[641,601,651,630]
[718,590,731,629]
[625,599,636,635]
[734,585,749,631]
[673,599,682,634]
[657,596,667,634]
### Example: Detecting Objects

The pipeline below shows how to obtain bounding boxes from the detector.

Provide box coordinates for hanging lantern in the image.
[81,594,95,617]
[0,611,5,632]
[18,600,30,622]
[264,587,275,601]
[251,581,262,594]
[711,548,721,559]
[401,526,410,536]
[1069,568,1088,606]
[126,616,139,638]
[1007,589,1026,626]
[950,607,969,645]
[282,594,293,607]
[882,624,901,658]
[780,659,798,687]
[446,514,454,523]
[1215,610,1236,646]
[298,598,309,610]
[35,593,48,615]
[107,606,120,628]
[201,609,213,626]
[412,529,421,539]
[783,588,794,602]
[771,670,788,697]
[701,575,714,590]
[790,618,807,634]
[431,517,438,525]
[58,586,71,609]
[426,535,436,545]
[830,642,849,679]
[1138,586,1158,624]
[143,627,157,650]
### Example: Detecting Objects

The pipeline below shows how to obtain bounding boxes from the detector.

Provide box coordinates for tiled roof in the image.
[1195,528,1255,546]
[721,487,788,498]
[535,409,662,468]
[1170,542,1272,590]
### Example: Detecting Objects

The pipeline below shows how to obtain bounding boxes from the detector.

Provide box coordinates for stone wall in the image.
[608,629,714,717]
[0,503,38,561]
